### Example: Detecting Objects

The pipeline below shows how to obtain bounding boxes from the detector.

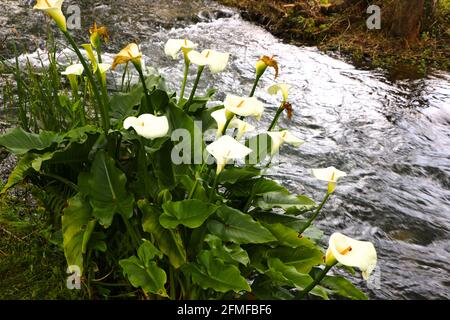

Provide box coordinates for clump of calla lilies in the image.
[0,0,379,300]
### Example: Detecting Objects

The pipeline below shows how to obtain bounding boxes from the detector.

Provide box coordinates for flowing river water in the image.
[1,0,449,299]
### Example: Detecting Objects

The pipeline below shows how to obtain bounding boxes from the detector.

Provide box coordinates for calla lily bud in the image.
[34,0,67,32]
[325,233,377,280]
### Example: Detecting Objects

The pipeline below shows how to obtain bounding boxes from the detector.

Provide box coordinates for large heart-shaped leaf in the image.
[61,194,94,275]
[218,166,261,184]
[185,251,251,293]
[265,258,328,299]
[139,200,187,269]
[80,151,134,227]
[207,205,276,244]
[262,222,317,249]
[160,199,219,229]
[205,235,250,266]
[266,246,323,273]
[256,191,316,214]
[320,275,368,300]
[120,256,167,297]
[0,127,62,155]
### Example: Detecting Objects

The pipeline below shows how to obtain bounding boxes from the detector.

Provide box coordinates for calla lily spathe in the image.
[312,166,347,194]
[34,0,67,32]
[211,109,255,140]
[187,50,230,74]
[112,43,143,70]
[224,95,264,120]
[89,21,109,49]
[256,55,279,79]
[267,130,304,156]
[81,44,98,71]
[61,64,84,76]
[123,114,169,140]
[164,39,197,59]
[206,135,253,175]
[326,233,377,280]
[268,83,292,102]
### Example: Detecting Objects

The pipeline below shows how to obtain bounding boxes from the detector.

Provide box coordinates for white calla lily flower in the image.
[311,166,347,193]
[187,50,230,74]
[268,83,292,102]
[164,39,197,59]
[206,135,253,175]
[123,114,169,140]
[267,130,304,156]
[34,0,66,31]
[211,109,255,139]
[224,95,264,120]
[61,64,84,76]
[326,233,377,281]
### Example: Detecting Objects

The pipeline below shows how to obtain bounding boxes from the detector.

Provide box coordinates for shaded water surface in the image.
[1,0,449,299]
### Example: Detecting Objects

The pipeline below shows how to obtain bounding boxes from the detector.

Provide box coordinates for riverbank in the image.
[217,0,450,80]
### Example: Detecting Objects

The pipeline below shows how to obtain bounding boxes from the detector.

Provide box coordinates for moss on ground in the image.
[218,0,450,79]
[0,190,85,300]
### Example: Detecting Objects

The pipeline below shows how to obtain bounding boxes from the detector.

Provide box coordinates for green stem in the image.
[122,216,141,250]
[208,174,219,202]
[185,65,205,109]
[62,30,107,132]
[297,263,335,299]
[135,63,153,114]
[249,74,262,97]
[121,62,129,92]
[268,104,284,131]
[180,60,190,101]
[169,267,176,300]
[221,115,234,136]
[298,192,331,234]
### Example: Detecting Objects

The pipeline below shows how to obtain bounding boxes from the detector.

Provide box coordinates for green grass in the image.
[0,189,86,300]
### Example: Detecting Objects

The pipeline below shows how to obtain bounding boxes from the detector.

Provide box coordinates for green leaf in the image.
[149,89,169,113]
[138,239,163,263]
[266,258,328,299]
[120,256,168,297]
[165,102,204,163]
[80,151,134,227]
[266,246,323,273]
[176,175,208,201]
[185,251,251,293]
[160,200,219,229]
[205,235,250,266]
[321,275,368,300]
[61,194,94,275]
[262,222,317,249]
[0,127,62,155]
[251,275,295,300]
[252,178,289,195]
[256,191,316,214]
[187,88,216,113]
[139,200,187,269]
[207,205,276,244]
[218,166,261,184]
[1,154,38,194]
